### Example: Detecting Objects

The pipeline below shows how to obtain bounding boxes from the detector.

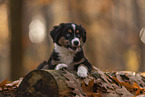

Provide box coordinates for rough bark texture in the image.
[1,69,145,96]
[17,70,73,97]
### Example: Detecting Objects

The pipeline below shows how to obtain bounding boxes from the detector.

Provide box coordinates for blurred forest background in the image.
[0,0,145,81]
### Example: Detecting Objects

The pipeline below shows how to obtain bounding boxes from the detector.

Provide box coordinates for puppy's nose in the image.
[72,38,80,46]
[73,41,79,46]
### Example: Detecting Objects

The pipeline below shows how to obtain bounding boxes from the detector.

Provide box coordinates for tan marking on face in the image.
[58,36,70,47]
[68,29,72,33]
[76,30,79,33]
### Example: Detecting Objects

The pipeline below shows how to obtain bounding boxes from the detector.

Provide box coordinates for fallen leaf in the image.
[93,93,101,97]
[81,79,101,97]
[62,70,84,96]
[132,82,145,96]
[112,77,122,86]
[116,86,134,97]
[133,82,140,89]
[0,79,11,87]
[92,66,110,84]
[82,75,94,85]
[82,79,94,93]
[102,92,119,97]
[121,82,134,92]
[136,89,140,96]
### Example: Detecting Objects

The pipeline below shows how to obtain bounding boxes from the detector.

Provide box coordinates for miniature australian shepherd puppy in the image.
[37,23,92,77]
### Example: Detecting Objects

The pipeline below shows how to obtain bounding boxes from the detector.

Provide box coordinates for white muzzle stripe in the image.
[71,37,80,46]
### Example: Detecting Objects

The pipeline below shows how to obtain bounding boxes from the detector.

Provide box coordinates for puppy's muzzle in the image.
[71,38,80,47]
[68,38,81,51]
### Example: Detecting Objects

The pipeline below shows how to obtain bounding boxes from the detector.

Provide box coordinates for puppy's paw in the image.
[77,65,88,78]
[55,63,68,70]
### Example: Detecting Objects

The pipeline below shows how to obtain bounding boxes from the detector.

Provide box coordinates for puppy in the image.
[37,23,92,77]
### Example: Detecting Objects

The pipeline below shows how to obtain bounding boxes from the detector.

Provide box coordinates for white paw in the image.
[55,63,68,70]
[77,65,88,78]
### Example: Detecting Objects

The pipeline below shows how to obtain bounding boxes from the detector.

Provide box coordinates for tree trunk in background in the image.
[41,5,53,54]
[132,0,145,72]
[8,0,24,80]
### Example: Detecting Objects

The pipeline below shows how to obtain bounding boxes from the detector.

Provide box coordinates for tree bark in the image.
[17,70,74,97]
[1,69,145,97]
[8,0,24,80]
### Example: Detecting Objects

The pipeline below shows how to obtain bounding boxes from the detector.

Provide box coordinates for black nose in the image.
[73,41,79,46]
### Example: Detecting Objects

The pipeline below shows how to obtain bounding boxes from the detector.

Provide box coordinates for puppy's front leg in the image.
[77,65,88,78]
[55,63,68,70]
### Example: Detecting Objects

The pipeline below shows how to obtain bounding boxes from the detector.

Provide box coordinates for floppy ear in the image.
[50,23,65,42]
[80,25,86,43]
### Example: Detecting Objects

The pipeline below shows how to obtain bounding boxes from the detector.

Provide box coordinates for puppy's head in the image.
[50,23,86,52]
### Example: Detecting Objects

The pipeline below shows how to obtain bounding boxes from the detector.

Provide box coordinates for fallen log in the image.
[17,70,81,97]
[1,68,145,97]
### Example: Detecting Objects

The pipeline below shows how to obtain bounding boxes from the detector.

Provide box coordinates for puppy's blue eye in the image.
[66,33,70,37]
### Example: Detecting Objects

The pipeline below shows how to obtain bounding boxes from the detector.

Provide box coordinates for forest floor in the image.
[0,67,145,97]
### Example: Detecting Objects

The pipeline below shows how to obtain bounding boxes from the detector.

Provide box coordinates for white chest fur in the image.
[54,44,75,66]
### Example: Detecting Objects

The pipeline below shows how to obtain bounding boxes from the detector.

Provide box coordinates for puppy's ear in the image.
[50,23,65,42]
[80,25,86,43]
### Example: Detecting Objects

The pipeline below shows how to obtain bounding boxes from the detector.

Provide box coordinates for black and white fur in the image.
[37,23,92,77]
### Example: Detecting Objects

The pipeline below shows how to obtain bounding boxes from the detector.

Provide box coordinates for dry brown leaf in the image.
[92,93,101,97]
[92,66,110,84]
[132,82,145,96]
[82,79,94,93]
[81,79,101,97]
[83,92,101,97]
[102,92,119,97]
[121,82,135,92]
[0,76,24,96]
[88,79,94,89]
[116,86,134,97]
[59,89,73,97]
[65,80,75,87]
[0,79,11,87]
[82,76,94,85]
[4,76,24,88]
[133,82,140,89]
[120,81,144,96]
[0,79,8,87]
[5,81,19,87]
[63,70,84,96]
[112,77,122,86]
[136,89,140,96]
